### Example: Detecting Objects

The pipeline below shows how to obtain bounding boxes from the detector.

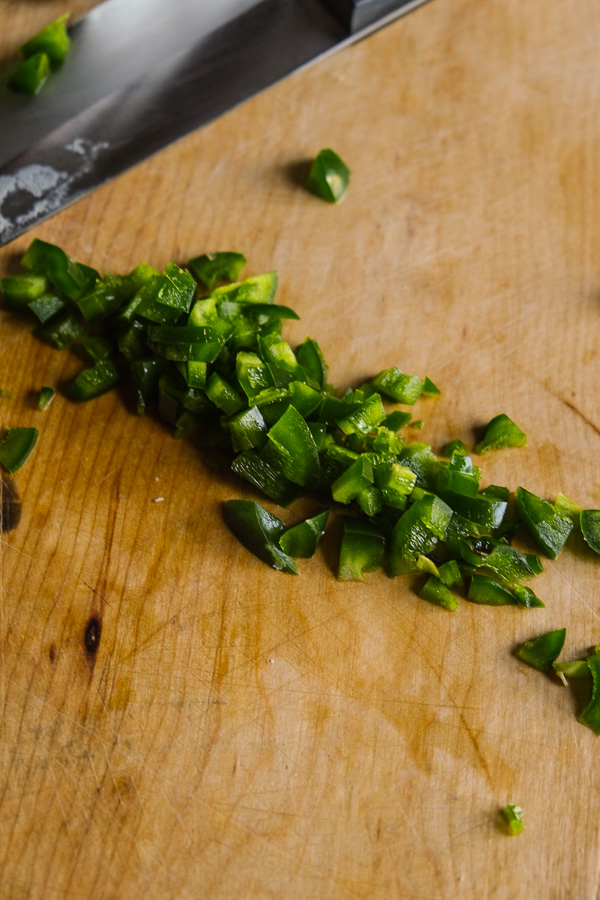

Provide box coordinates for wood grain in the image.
[1,0,600,897]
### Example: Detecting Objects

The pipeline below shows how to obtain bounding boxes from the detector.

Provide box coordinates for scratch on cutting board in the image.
[0,139,108,239]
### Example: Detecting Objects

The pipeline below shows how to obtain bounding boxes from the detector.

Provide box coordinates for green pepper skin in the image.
[518,628,566,671]
[516,487,573,559]
[419,576,458,611]
[223,500,298,574]
[476,413,527,454]
[188,252,246,291]
[467,573,517,606]
[68,360,122,402]
[38,387,55,411]
[502,804,524,836]
[581,509,600,555]
[305,149,350,203]
[279,510,329,558]
[579,652,600,735]
[338,516,384,581]
[8,53,51,94]
[20,13,70,64]
[0,427,39,474]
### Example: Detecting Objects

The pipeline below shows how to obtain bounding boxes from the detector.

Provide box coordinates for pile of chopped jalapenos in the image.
[2,238,600,733]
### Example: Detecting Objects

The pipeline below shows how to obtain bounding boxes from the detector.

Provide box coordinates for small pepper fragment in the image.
[20,13,71,64]
[580,509,600,555]
[516,487,573,559]
[0,274,48,308]
[476,413,527,454]
[467,573,517,606]
[419,575,458,611]
[38,386,55,410]
[579,651,600,735]
[68,359,122,402]
[306,148,350,203]
[279,510,329,558]
[0,427,39,473]
[188,252,246,291]
[338,516,385,581]
[502,804,524,836]
[8,52,51,94]
[517,628,566,671]
[223,499,298,574]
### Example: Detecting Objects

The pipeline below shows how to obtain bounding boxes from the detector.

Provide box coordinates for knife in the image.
[0,0,430,247]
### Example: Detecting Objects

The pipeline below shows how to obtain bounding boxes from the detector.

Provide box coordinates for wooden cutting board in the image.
[1,1,600,897]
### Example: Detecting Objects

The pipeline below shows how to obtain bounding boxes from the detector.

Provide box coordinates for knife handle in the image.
[320,0,425,33]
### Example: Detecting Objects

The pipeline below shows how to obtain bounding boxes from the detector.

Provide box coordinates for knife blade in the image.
[0,0,430,247]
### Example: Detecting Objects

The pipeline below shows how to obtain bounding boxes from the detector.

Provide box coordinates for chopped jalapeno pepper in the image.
[8,52,51,94]
[279,510,329,558]
[223,500,298,574]
[305,148,350,203]
[502,805,524,836]
[476,414,527,454]
[419,575,458,611]
[38,386,55,410]
[517,628,566,671]
[20,13,70,64]
[581,509,600,555]
[516,486,573,559]
[338,516,384,581]
[0,427,39,473]
[188,252,246,290]
[579,651,600,735]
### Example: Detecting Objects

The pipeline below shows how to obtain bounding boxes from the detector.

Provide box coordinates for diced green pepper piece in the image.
[331,455,374,504]
[336,393,386,437]
[1,274,48,308]
[443,452,481,497]
[518,628,566,671]
[467,573,517,606]
[205,372,244,416]
[502,805,524,836]
[338,516,384,581]
[553,659,591,679]
[288,381,322,419]
[27,292,67,323]
[184,360,208,389]
[22,239,98,300]
[231,450,300,506]
[213,272,278,305]
[38,386,55,410]
[516,486,574,559]
[188,252,246,290]
[422,377,441,397]
[236,351,273,400]
[228,406,268,453]
[375,460,416,509]
[442,439,469,457]
[437,559,464,589]
[77,274,131,323]
[136,263,196,323]
[267,405,320,488]
[130,358,168,415]
[476,413,527,454]
[371,368,423,404]
[0,427,39,473]
[223,500,298,574]
[21,13,70,63]
[554,493,582,520]
[384,410,412,431]
[579,651,600,735]
[34,309,85,349]
[387,494,452,576]
[581,509,600,555]
[419,575,458,611]
[511,584,545,608]
[445,490,507,531]
[147,324,228,362]
[306,148,350,203]
[296,337,328,389]
[68,359,122,402]
[279,510,329,558]
[8,52,51,94]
